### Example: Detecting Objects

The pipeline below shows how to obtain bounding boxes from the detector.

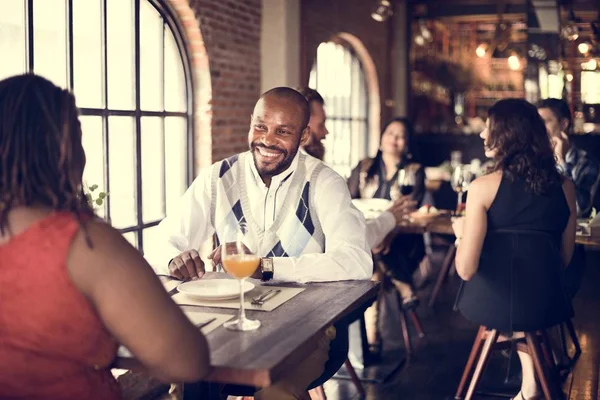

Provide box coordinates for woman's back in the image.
[488,174,570,242]
[0,212,120,400]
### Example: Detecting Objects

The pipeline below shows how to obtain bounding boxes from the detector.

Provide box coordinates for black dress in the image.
[457,174,574,332]
[347,158,426,284]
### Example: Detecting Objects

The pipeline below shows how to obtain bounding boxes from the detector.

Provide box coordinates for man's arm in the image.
[272,168,373,283]
[564,149,600,217]
[146,167,215,275]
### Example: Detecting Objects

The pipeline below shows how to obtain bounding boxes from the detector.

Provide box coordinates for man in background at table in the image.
[149,86,372,399]
[537,98,600,217]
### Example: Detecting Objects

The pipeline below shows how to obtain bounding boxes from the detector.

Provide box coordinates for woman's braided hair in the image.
[0,74,93,235]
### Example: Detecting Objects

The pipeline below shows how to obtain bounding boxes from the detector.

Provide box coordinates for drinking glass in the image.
[221,223,261,331]
[397,168,416,197]
[451,165,465,214]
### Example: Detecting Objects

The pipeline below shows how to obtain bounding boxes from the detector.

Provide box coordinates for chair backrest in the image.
[456,229,573,333]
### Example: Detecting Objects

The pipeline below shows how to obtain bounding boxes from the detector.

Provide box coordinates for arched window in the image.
[0,0,194,254]
[309,41,369,177]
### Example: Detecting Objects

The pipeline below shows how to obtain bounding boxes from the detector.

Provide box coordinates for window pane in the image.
[0,0,26,80]
[109,116,137,229]
[107,0,134,109]
[164,26,186,112]
[73,0,103,108]
[122,231,138,250]
[80,116,106,219]
[165,117,186,217]
[140,0,162,110]
[141,117,164,222]
[142,225,162,257]
[34,0,67,88]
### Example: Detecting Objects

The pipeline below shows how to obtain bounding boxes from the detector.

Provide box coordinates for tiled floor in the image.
[322,247,600,400]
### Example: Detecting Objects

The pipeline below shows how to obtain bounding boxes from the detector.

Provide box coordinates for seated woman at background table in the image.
[347,117,426,350]
[452,99,577,400]
[0,74,211,399]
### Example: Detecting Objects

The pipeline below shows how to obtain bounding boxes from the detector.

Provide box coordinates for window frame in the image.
[309,42,370,177]
[16,0,195,254]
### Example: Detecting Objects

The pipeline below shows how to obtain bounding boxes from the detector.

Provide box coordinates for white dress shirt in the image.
[148,152,373,283]
[366,211,396,249]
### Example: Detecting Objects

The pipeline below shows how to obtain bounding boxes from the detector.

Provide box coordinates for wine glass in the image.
[451,165,465,214]
[221,223,261,331]
[397,168,416,197]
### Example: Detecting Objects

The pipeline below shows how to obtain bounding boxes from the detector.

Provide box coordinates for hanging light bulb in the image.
[371,0,393,22]
[419,20,433,42]
[578,42,591,55]
[476,43,488,58]
[508,52,521,70]
[566,73,574,82]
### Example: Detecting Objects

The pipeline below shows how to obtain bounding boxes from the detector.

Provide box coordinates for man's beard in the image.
[250,141,296,177]
[303,138,325,161]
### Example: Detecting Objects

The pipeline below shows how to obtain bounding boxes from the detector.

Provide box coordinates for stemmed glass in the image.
[221,223,261,331]
[397,168,416,197]
[451,165,474,214]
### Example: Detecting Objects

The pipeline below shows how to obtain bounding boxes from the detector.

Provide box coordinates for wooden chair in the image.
[455,327,564,400]
[428,243,456,308]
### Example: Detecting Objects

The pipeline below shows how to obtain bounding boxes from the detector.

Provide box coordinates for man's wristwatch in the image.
[260,257,274,281]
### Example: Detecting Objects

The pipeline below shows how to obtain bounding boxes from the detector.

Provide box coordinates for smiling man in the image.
[149,86,372,399]
[151,86,372,282]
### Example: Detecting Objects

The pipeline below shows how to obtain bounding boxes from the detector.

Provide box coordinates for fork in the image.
[251,289,281,306]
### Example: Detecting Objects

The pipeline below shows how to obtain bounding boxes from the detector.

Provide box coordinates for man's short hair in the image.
[296,87,325,106]
[261,87,310,128]
[537,98,572,132]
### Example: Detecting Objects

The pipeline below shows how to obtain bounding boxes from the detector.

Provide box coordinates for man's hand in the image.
[169,250,205,280]
[551,131,570,164]
[387,196,417,224]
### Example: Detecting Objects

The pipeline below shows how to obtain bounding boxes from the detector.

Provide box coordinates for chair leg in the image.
[344,359,366,397]
[559,323,568,360]
[465,329,499,400]
[408,310,425,339]
[455,326,487,400]
[539,330,555,369]
[565,319,582,361]
[428,244,456,307]
[399,310,412,359]
[525,333,564,400]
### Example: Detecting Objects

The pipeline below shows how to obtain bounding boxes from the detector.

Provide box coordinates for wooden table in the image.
[115,274,378,388]
[576,234,600,250]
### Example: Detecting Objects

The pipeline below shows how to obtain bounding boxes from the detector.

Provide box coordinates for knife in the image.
[195,317,216,329]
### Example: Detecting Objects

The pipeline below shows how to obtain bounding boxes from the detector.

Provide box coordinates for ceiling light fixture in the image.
[371,0,393,22]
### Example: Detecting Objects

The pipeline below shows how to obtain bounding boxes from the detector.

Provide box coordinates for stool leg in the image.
[344,359,366,397]
[428,244,456,307]
[399,311,412,359]
[565,319,581,360]
[525,333,564,400]
[455,326,486,400]
[465,329,499,400]
[408,310,425,339]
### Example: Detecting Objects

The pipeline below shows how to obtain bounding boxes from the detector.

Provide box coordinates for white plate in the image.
[177,279,255,301]
[352,198,391,220]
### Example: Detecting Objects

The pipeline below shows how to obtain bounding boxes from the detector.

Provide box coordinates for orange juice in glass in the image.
[222,223,261,331]
[222,254,260,279]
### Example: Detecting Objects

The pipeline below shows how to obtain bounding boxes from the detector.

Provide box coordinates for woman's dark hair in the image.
[487,98,562,194]
[366,117,418,180]
[0,74,92,234]
[537,98,572,133]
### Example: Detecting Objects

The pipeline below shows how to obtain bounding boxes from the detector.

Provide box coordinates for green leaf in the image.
[86,193,92,202]
[99,192,107,199]
[90,184,98,191]
[95,198,103,206]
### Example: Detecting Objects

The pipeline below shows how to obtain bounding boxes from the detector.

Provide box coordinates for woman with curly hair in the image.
[0,74,211,399]
[452,99,577,399]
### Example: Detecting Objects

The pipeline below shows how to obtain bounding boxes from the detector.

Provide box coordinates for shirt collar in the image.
[247,150,300,188]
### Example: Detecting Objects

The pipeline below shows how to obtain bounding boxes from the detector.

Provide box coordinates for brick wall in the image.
[301,0,392,123]
[170,0,262,168]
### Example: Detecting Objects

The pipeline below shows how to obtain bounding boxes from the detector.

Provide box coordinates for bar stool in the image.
[454,230,574,400]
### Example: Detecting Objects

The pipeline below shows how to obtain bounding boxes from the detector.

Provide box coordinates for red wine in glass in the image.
[400,184,414,195]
